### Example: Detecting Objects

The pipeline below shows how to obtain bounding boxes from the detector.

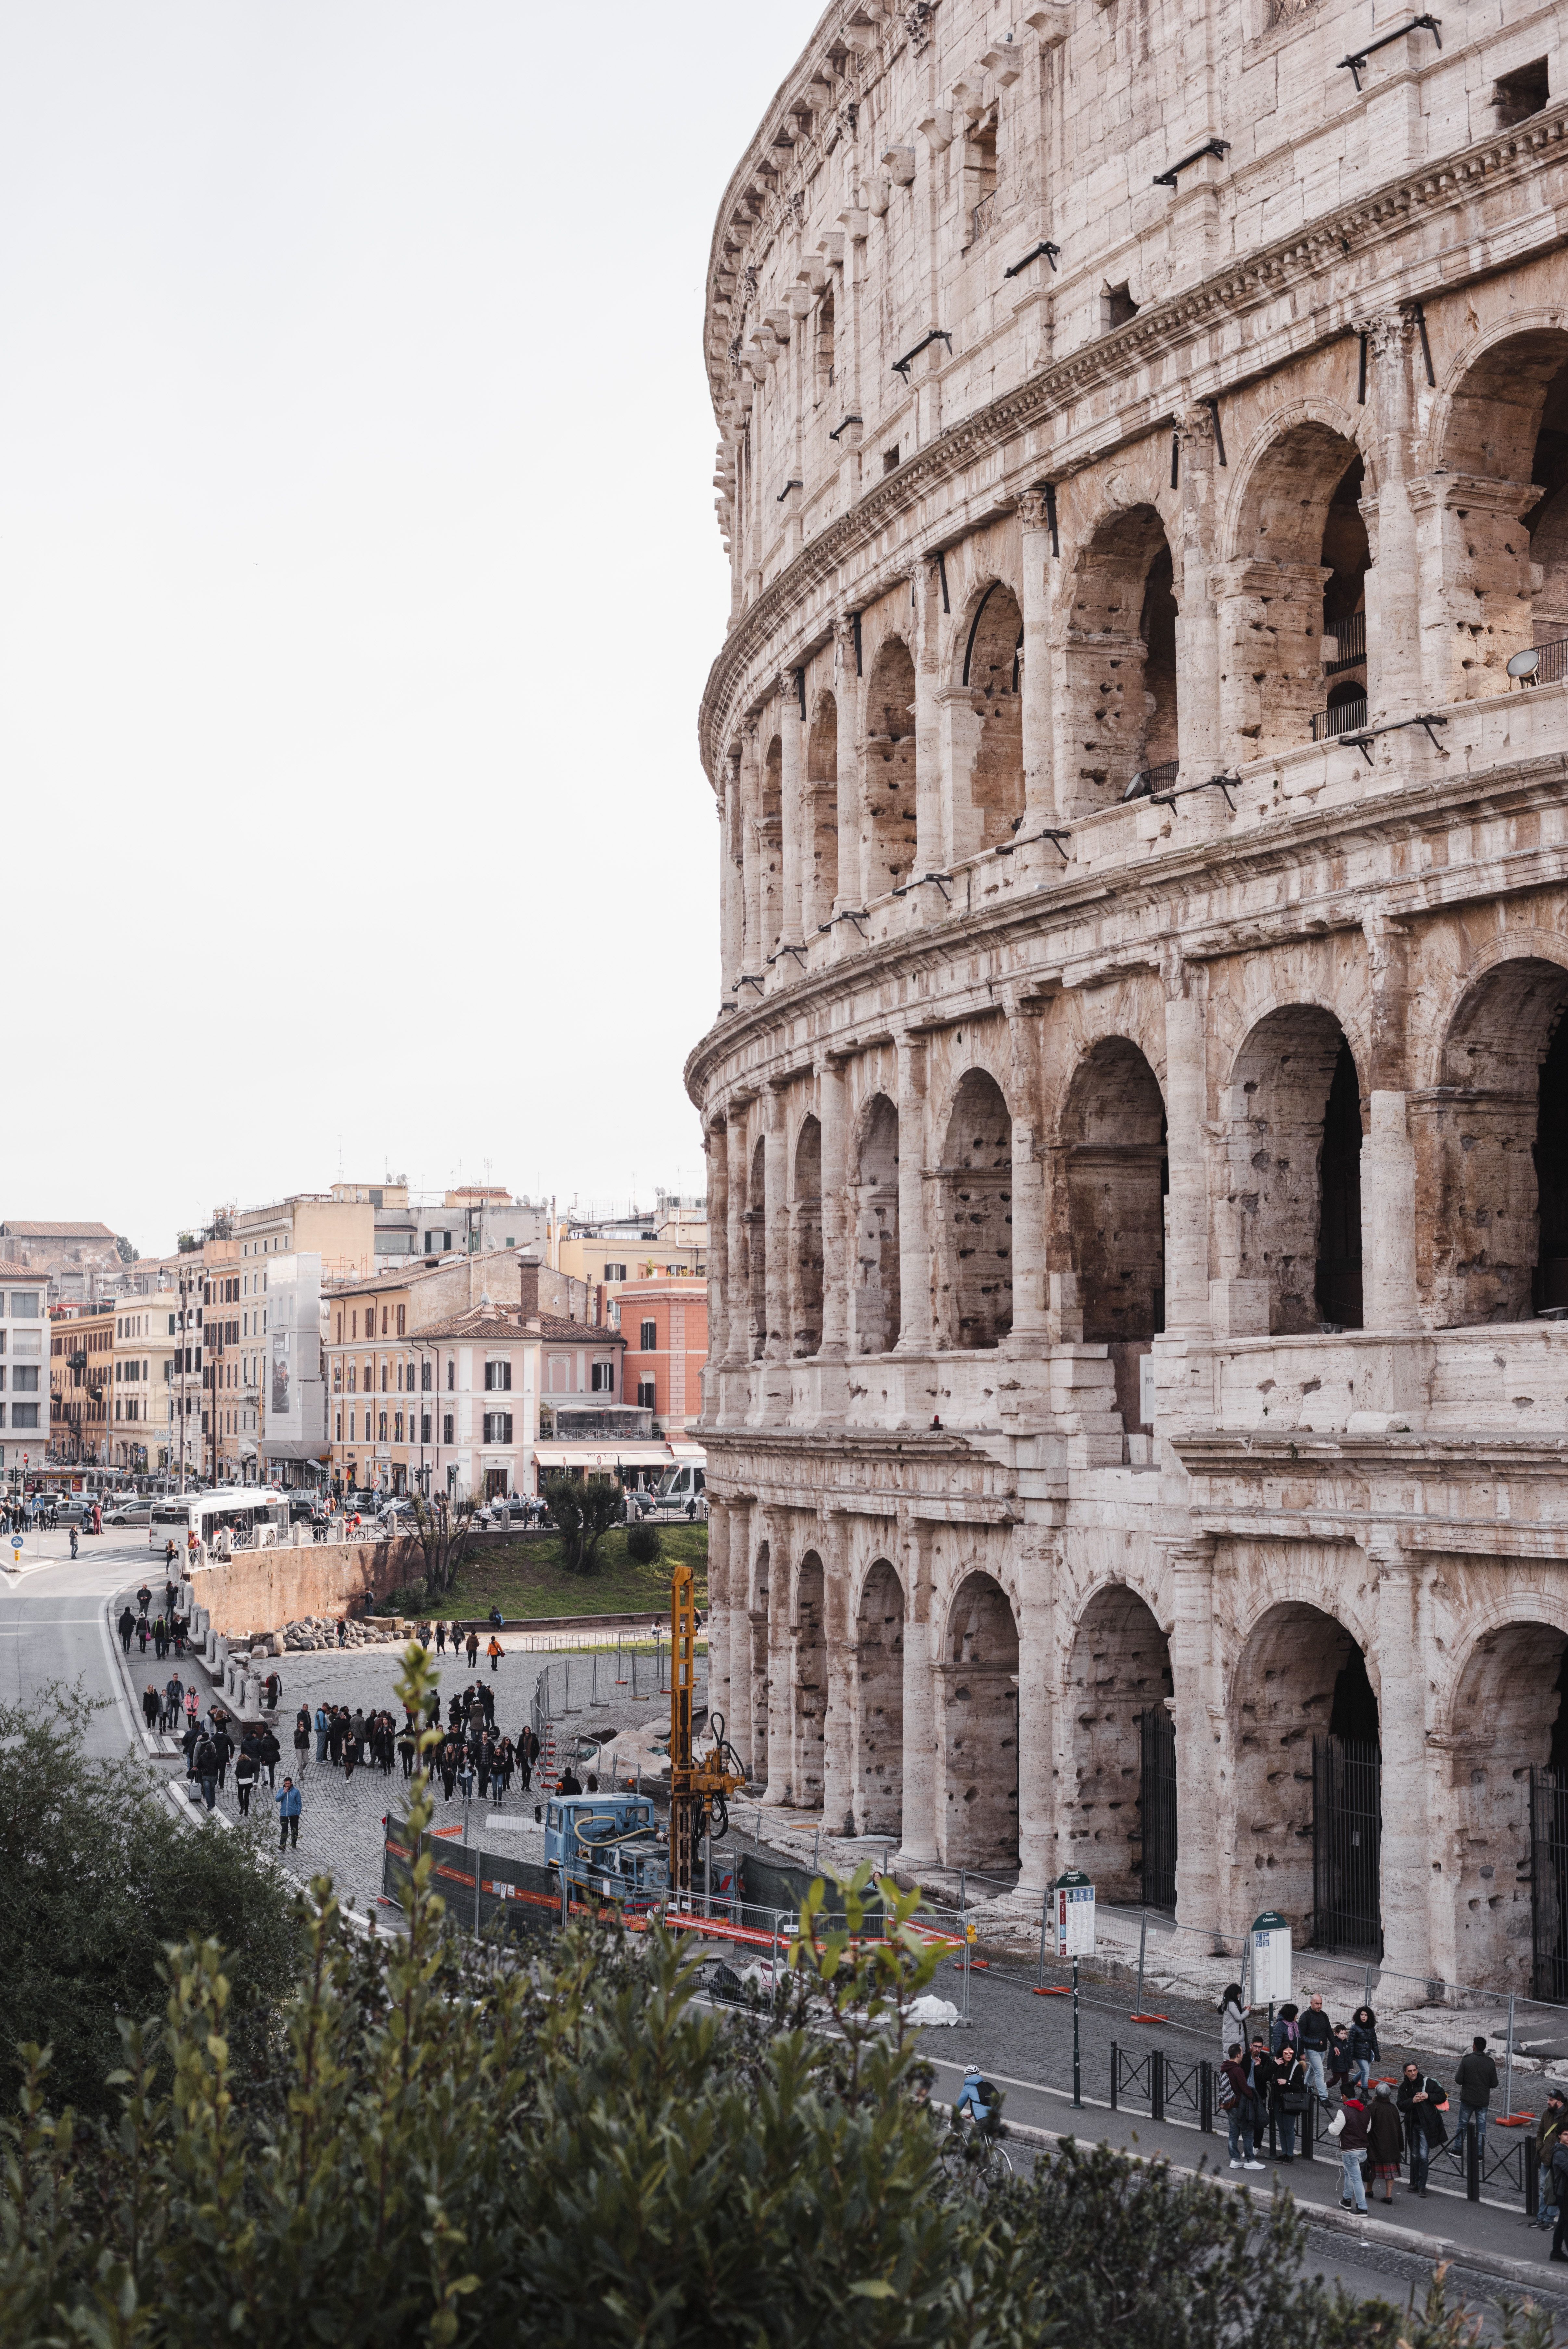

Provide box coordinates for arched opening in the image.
[940,1571,1020,1871]
[854,1560,903,1834]
[1060,1039,1167,1428]
[746,1137,767,1361]
[1223,1008,1362,1334]
[759,736,783,958]
[806,691,839,923]
[1232,1601,1381,1954]
[1450,1623,1568,1997]
[949,581,1025,860]
[1425,958,1568,1324]
[852,1093,900,1354]
[862,638,917,899]
[1435,330,1568,698]
[934,1069,1013,1350]
[792,1116,823,1357]
[1223,422,1365,755]
[1063,505,1179,813]
[793,1552,826,1810]
[1064,1585,1176,1908]
[749,1538,771,1786]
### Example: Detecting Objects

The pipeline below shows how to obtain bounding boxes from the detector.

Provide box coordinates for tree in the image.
[625,1520,663,1566]
[0,1687,300,2118]
[409,1492,481,1601]
[175,1232,199,1254]
[543,1474,622,1574]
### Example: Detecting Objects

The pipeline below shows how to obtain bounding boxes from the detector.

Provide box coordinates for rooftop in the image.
[0,1221,118,1241]
[414,1303,625,1346]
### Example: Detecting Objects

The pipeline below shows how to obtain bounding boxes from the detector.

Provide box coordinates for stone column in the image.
[726,1107,751,1367]
[763,1510,794,1805]
[746,1505,769,1782]
[740,718,762,973]
[1005,994,1049,1347]
[1358,308,1423,722]
[1015,1529,1057,1890]
[1174,403,1221,780]
[722,743,744,992]
[1167,1535,1223,1932]
[892,1032,932,1353]
[1369,1532,1435,1981]
[705,1119,729,1375]
[1362,911,1420,1334]
[911,558,944,884]
[1017,489,1058,821]
[833,614,862,910]
[1163,966,1212,1338]
[818,1052,850,1356]
[707,1497,733,1736]
[897,1511,939,1868]
[763,1084,789,1362]
[820,1507,854,1835]
[779,670,805,947]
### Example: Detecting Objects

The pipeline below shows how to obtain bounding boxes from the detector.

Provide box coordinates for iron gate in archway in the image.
[1311,1735,1383,1956]
[1138,1704,1178,1913]
[1530,1766,1568,2003]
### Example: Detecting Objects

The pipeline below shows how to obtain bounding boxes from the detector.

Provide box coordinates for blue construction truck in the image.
[544,1792,669,1909]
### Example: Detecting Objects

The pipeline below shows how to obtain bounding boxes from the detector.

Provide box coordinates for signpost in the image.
[1249,1909,1293,2028]
[1054,1871,1095,2108]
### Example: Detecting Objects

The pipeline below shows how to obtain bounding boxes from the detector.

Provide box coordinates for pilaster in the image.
[898,1510,939,1867]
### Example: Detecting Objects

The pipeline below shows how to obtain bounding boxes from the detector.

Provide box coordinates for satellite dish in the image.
[1507,647,1542,680]
[1122,772,1152,803]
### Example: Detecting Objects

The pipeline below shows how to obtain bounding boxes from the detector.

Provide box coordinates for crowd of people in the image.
[121,1581,188,1667]
[1212,1985,1568,2236]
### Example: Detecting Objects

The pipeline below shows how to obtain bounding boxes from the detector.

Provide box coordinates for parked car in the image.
[103,1497,155,1526]
[57,1499,96,1527]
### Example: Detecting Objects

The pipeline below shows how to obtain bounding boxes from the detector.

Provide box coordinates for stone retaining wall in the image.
[187,1535,422,1637]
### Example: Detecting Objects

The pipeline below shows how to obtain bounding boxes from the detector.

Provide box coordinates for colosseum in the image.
[687,0,1568,2000]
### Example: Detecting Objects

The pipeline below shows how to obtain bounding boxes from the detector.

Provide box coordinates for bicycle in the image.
[940,2111,1015,2190]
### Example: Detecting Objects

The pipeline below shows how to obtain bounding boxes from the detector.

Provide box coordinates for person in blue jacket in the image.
[953,2064,1003,2138]
[275,1776,302,1850]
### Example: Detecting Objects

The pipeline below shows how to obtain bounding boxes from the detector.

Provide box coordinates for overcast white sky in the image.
[0,2,822,1255]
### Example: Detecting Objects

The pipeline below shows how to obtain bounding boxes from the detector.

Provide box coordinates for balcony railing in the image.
[1311,693,1368,742]
[1510,632,1568,688]
[1324,611,1365,674]
[1123,760,1179,800]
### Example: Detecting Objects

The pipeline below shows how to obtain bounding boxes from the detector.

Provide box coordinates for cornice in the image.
[698,100,1568,779]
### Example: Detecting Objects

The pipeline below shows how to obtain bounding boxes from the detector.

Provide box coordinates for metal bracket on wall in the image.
[1337,14,1440,92]
[1153,137,1229,188]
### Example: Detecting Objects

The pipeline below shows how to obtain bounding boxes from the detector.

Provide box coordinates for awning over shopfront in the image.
[532,1441,690,1473]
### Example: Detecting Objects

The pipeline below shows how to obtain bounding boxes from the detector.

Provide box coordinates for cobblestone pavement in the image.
[135,1610,703,1913]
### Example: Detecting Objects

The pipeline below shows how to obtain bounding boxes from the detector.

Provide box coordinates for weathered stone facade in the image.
[689,0,1568,1996]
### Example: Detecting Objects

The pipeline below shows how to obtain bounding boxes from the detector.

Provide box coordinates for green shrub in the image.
[624,1521,663,1566]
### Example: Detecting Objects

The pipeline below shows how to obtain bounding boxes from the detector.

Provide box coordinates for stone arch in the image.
[862,636,918,899]
[1062,503,1179,814]
[1063,1583,1175,1907]
[1428,323,1568,699]
[746,1136,767,1361]
[1423,955,1568,1325]
[1057,1037,1166,1424]
[854,1556,903,1834]
[851,1090,900,1354]
[793,1549,826,1809]
[933,1067,1013,1350]
[1221,1005,1364,1334]
[1231,1597,1381,1953]
[792,1112,823,1356]
[1446,1616,1568,1996]
[946,578,1025,859]
[940,1570,1020,1871]
[1220,413,1367,758]
[806,689,839,921]
[759,734,783,958]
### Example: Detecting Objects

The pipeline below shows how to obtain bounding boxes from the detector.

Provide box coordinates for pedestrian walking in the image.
[1396,2062,1448,2203]
[275,1776,301,1849]
[1269,2001,1300,2060]
[487,1633,503,1674]
[398,1721,416,1779]
[1298,1993,1333,2102]
[315,1703,329,1763]
[1549,2120,1568,2262]
[212,1719,232,1790]
[163,1673,183,1732]
[1218,1982,1248,2061]
[136,1583,151,1617]
[1271,2046,1309,2163]
[435,1620,447,1654]
[1220,2044,1265,2171]
[235,1746,258,1817]
[1537,2089,1568,2232]
[1366,2082,1403,2203]
[1349,2004,1380,2096]
[1334,2091,1370,2213]
[141,1684,160,1730]
[70,1526,78,1560]
[465,1628,479,1668]
[1456,2035,1499,2152]
[194,1731,218,1813]
[294,1706,311,1772]
[117,1605,135,1654]
[261,1726,280,1790]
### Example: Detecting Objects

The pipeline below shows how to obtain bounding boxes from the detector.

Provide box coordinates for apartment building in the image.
[47,1302,114,1466]
[556,1195,708,1321]
[614,1275,708,1436]
[230,1189,376,1285]
[415,1187,550,1260]
[0,1220,126,1307]
[108,1293,184,1473]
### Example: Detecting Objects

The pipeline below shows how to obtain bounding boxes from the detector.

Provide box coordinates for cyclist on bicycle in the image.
[953,2064,1004,2139]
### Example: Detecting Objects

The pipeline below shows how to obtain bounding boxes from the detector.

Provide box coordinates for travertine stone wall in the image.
[693,2,1568,1994]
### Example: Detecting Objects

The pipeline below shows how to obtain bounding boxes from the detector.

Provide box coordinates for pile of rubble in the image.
[280,1615,408,1651]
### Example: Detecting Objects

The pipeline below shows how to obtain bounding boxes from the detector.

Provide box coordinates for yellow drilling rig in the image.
[667,1560,746,1895]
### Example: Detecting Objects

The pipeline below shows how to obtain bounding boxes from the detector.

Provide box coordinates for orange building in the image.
[614,1275,708,1436]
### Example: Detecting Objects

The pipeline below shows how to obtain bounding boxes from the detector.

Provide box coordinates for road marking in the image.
[96,1596,140,1747]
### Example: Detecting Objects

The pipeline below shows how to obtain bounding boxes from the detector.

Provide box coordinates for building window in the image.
[381,1308,389,1337]
[446,1360,455,1391]
[394,1411,403,1441]
[381,1363,389,1392]
[590,1360,614,1394]
[333,1362,342,1393]
[442,1413,454,1443]
[640,1319,657,1351]
[484,1360,512,1391]
[10,1293,38,1319]
[396,1303,406,1336]
[13,1404,40,1429]
[336,1410,342,1440]
[348,1364,356,1392]
[378,1412,388,1441]
[421,1361,431,1391]
[421,1412,431,1443]
[13,1368,38,1393]
[349,1408,355,1439]
[483,1412,514,1444]
[637,1378,656,1410]
[604,1263,627,1283]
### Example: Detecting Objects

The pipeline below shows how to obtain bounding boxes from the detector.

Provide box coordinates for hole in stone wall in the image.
[1315,1041,1364,1329]
[862,637,918,895]
[793,1116,823,1356]
[853,1092,901,1354]
[855,1559,903,1835]
[1494,57,1549,126]
[936,1069,1013,1349]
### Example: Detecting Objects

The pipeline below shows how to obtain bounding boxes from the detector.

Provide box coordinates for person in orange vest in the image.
[486,1633,504,1674]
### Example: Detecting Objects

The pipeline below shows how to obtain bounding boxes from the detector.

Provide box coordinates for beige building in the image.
[230,1189,376,1284]
[693,4,1568,2002]
[47,1303,114,1466]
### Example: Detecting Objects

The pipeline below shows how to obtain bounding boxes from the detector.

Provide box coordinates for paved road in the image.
[0,1529,148,1755]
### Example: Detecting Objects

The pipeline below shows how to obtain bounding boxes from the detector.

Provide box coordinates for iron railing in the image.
[1532,1765,1568,2002]
[1312,1734,1384,1957]
[1513,632,1568,688]
[1125,760,1179,799]
[1137,1706,1178,1913]
[1324,611,1366,674]
[1311,693,1368,741]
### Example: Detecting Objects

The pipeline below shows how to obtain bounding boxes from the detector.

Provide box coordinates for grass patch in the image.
[441,1522,708,1622]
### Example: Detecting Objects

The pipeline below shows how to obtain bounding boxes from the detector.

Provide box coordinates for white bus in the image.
[149,1486,288,1551]
[645,1460,706,1518]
